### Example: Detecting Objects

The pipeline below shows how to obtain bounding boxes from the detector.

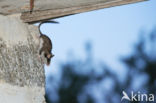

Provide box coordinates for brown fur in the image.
[38,21,58,65]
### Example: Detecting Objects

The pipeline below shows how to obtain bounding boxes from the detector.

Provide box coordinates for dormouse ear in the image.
[47,54,52,58]
[52,54,54,57]
[47,54,54,58]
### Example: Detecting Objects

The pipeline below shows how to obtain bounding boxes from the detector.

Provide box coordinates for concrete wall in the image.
[0,14,46,103]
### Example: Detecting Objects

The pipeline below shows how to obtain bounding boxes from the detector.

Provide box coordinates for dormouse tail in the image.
[39,20,59,36]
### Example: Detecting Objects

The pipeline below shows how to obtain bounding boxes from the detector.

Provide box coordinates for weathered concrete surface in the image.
[0,14,39,46]
[21,0,147,23]
[0,14,46,103]
[0,0,146,22]
[0,83,45,103]
[0,0,146,15]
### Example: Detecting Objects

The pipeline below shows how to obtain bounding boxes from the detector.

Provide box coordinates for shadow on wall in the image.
[45,27,156,103]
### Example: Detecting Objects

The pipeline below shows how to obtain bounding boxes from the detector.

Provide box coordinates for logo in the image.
[121,91,155,102]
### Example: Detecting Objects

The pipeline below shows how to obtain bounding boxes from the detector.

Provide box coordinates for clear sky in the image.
[41,0,156,77]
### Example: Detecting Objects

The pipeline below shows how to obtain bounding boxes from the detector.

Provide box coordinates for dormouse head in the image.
[46,53,54,59]
[45,53,54,66]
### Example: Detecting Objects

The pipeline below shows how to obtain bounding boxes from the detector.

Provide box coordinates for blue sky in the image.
[41,0,156,76]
